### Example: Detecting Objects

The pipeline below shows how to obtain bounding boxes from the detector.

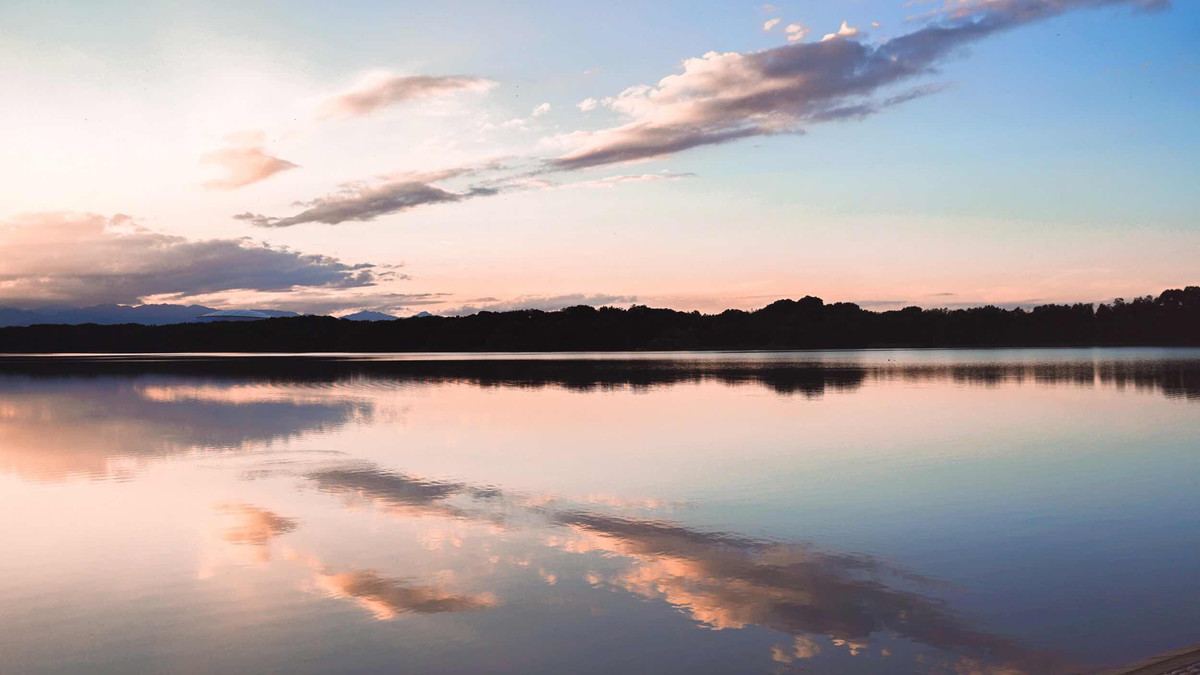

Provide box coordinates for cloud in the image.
[784,23,812,41]
[237,161,521,228]
[231,212,275,227]
[170,290,451,316]
[201,131,297,190]
[550,124,764,172]
[440,293,637,316]
[852,299,911,308]
[318,73,497,119]
[567,172,694,188]
[763,18,781,31]
[0,212,379,307]
[245,180,500,228]
[488,104,554,132]
[546,0,1164,171]
[821,20,861,42]
[517,172,695,192]
[577,97,599,112]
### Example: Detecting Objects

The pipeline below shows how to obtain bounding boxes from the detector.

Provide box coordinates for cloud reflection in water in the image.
[295,461,1068,673]
[312,568,499,620]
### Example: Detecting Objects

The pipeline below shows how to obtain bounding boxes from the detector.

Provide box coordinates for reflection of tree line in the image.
[3,355,1200,398]
[877,361,1200,400]
[2,356,1197,482]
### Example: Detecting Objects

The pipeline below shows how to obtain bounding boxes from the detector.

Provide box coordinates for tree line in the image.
[1,287,1197,353]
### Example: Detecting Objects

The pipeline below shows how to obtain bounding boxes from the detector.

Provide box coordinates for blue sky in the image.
[0,0,1196,314]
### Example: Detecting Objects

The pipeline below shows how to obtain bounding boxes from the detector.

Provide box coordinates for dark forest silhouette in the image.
[1,286,1198,353]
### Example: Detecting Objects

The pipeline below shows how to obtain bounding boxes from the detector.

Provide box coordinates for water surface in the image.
[1,348,1198,674]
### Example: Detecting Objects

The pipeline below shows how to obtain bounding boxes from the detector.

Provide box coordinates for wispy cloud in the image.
[547,0,1165,171]
[440,293,637,316]
[525,172,694,190]
[570,172,693,188]
[318,73,497,120]
[487,103,554,132]
[241,179,499,228]
[234,161,523,228]
[177,290,451,316]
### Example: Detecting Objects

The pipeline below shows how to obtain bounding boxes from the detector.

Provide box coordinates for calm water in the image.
[1,348,1199,674]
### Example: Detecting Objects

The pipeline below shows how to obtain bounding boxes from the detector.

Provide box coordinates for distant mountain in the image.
[341,310,398,322]
[0,308,42,327]
[196,309,276,323]
[411,311,434,318]
[0,303,300,327]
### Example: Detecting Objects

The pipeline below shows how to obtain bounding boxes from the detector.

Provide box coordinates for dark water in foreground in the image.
[1,348,1198,674]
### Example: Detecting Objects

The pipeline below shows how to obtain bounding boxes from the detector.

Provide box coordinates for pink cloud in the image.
[201,131,298,190]
[318,73,496,120]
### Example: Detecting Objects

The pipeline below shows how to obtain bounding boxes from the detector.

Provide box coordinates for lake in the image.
[1,348,1198,674]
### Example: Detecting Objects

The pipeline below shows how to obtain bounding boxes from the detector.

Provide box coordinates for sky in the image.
[1,0,1197,316]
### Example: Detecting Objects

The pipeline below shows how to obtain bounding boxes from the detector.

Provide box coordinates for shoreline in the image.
[2,345,1200,358]
[1104,644,1200,674]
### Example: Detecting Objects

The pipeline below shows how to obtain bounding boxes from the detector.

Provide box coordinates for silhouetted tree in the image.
[1,286,1198,353]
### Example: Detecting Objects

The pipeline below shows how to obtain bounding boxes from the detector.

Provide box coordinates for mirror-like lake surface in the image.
[1,348,1198,674]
